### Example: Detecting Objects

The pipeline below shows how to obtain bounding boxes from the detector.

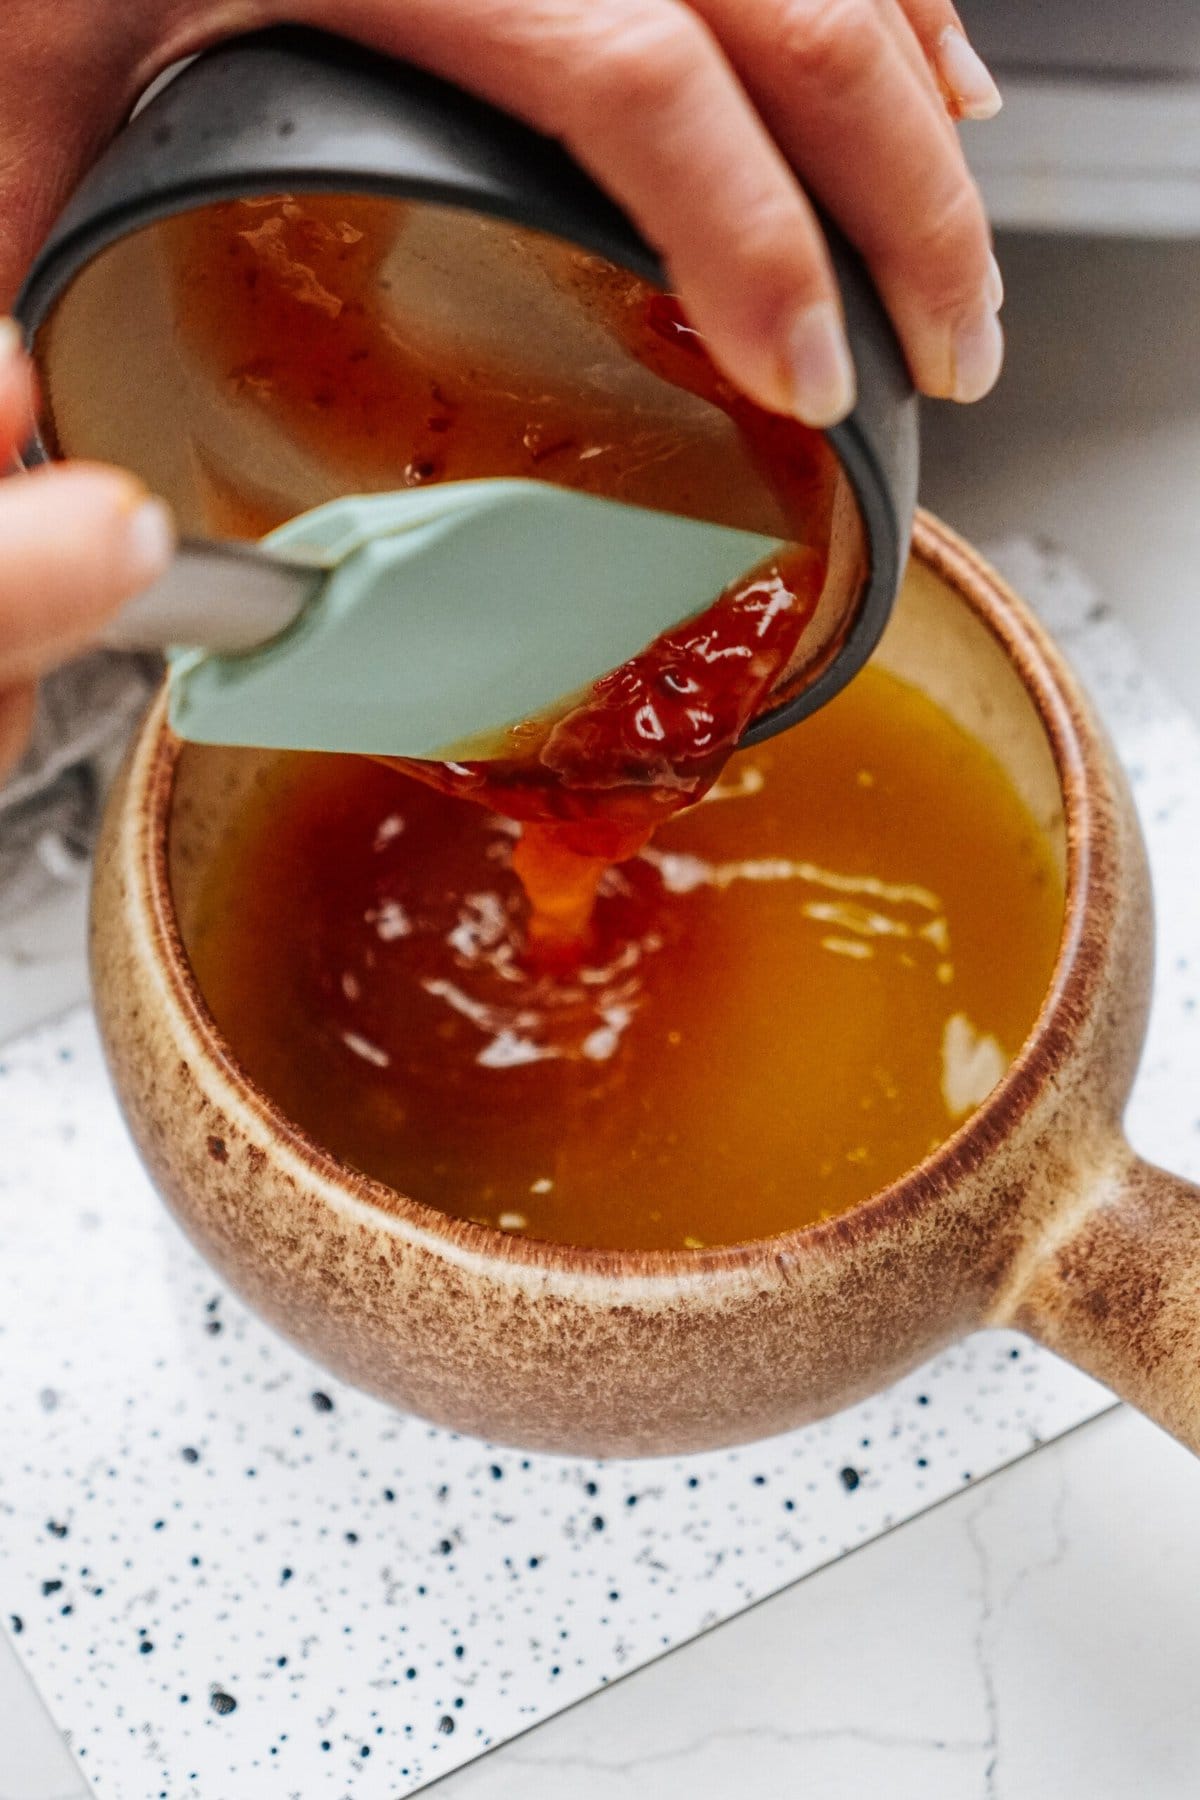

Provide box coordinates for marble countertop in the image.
[439,1407,1200,1800]
[5,1403,1197,1800]
[6,229,1200,1799]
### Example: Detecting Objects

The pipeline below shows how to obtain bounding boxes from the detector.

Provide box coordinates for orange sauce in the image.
[185,666,1064,1250]
[160,195,836,535]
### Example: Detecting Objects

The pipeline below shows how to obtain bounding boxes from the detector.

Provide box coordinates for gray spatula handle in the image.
[100,539,327,654]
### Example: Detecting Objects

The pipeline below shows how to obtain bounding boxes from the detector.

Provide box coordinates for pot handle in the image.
[996,1147,1200,1454]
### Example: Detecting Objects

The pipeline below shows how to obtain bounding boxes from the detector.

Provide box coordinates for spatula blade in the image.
[168,480,783,759]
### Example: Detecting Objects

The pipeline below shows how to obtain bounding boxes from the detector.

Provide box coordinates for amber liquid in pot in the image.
[186,669,1063,1251]
[165,197,1061,1249]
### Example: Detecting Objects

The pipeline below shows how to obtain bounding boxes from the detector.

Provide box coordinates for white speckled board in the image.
[2,542,1199,1799]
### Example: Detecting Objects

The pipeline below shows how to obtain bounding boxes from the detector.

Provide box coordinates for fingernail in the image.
[937,27,1003,121]
[985,250,1004,311]
[952,305,1004,402]
[120,496,177,590]
[0,318,23,365]
[786,301,857,428]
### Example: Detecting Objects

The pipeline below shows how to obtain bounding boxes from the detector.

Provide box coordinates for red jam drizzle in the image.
[165,197,840,958]
[389,542,825,960]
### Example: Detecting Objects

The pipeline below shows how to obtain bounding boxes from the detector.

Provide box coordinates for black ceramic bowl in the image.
[15,26,918,740]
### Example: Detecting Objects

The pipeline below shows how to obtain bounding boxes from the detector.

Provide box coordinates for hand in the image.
[1,0,1002,428]
[0,0,1002,776]
[0,323,174,781]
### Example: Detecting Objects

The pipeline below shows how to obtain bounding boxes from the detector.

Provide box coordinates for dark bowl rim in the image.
[17,146,910,743]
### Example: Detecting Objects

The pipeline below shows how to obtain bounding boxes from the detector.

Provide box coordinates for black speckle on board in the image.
[311,1391,334,1413]
[181,1447,200,1465]
[839,1467,860,1492]
[438,1715,455,1735]
[41,1579,62,1596]
[210,1689,237,1717]
[46,1520,68,1538]
[9,1615,23,1634]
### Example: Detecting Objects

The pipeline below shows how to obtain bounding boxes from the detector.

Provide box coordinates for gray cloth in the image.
[0,651,159,923]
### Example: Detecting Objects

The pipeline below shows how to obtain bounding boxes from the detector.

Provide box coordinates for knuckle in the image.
[903,181,990,311]
[776,0,883,96]
[577,3,716,116]
[726,193,817,280]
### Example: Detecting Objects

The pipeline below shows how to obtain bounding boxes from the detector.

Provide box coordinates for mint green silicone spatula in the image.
[104,479,784,760]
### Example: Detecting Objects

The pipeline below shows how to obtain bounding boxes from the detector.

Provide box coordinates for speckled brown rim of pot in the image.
[137,509,1100,1280]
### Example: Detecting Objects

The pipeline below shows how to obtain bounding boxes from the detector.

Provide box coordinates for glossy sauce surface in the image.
[185,666,1064,1251]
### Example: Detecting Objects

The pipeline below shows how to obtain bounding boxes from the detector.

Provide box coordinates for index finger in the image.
[281,0,857,425]
[692,0,1001,400]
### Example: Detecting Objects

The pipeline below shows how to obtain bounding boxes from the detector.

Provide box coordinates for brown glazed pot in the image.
[90,513,1200,1458]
